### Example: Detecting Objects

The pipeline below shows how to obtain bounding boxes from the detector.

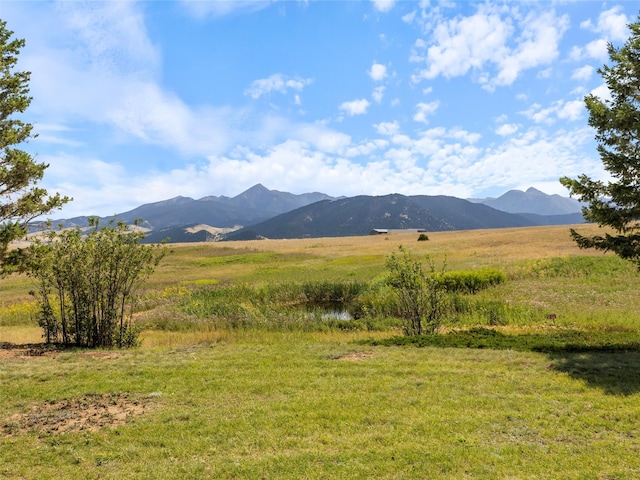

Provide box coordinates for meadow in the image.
[1,224,640,479]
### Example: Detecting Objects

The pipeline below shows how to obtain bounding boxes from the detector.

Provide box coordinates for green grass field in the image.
[2,224,640,478]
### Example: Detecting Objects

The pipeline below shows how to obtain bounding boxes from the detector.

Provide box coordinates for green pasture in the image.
[1,225,640,478]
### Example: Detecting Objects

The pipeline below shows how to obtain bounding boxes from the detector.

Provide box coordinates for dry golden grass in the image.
[0,327,42,344]
[157,223,606,272]
[0,223,607,304]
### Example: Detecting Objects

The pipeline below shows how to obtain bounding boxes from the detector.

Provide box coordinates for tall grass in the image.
[3,224,640,337]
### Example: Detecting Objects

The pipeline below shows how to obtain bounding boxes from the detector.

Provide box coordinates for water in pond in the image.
[306,302,354,321]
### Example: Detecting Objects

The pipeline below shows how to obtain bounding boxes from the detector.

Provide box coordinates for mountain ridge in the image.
[34,185,586,243]
[223,193,573,241]
[469,187,583,215]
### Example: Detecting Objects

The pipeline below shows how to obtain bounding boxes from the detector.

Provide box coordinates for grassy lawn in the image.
[1,224,640,478]
[1,333,639,478]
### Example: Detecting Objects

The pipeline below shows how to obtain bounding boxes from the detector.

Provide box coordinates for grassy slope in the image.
[1,224,640,478]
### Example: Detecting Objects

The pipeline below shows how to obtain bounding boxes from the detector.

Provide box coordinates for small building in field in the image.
[370,228,427,235]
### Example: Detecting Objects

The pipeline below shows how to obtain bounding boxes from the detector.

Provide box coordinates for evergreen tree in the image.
[560,16,640,267]
[0,19,69,273]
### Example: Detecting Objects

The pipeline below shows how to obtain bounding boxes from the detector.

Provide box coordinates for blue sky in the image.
[1,1,637,218]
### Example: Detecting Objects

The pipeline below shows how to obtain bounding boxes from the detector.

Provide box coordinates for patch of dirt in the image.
[1,393,151,436]
[0,343,123,360]
[0,342,61,360]
[331,351,375,362]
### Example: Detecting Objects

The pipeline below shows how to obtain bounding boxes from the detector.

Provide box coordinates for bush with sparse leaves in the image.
[27,218,167,348]
[385,246,447,335]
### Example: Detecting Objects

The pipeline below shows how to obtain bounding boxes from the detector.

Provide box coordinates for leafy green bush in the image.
[417,233,429,241]
[27,218,167,348]
[385,246,447,335]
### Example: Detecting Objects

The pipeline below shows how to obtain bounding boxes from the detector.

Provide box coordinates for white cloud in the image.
[413,101,440,124]
[582,6,629,41]
[490,10,569,89]
[374,121,400,136]
[344,139,389,158]
[590,83,612,103]
[522,99,585,124]
[179,0,273,19]
[245,74,313,99]
[571,65,594,82]
[339,98,371,116]
[413,4,512,80]
[294,124,352,154]
[41,120,602,220]
[557,100,584,121]
[106,81,236,155]
[14,3,333,161]
[574,8,629,62]
[371,0,397,13]
[372,86,385,104]
[3,0,616,219]
[585,38,609,61]
[496,123,519,136]
[402,11,416,24]
[369,63,388,81]
[412,4,569,90]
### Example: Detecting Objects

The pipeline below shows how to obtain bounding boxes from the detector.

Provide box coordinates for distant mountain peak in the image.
[471,187,582,215]
[239,183,270,195]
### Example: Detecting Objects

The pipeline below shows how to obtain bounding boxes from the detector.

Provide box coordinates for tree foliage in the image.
[28,219,167,348]
[385,246,447,335]
[560,16,640,267]
[0,20,69,273]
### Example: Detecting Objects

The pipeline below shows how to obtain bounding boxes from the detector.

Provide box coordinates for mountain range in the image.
[35,184,585,243]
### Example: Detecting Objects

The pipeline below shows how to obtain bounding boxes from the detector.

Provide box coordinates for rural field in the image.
[1,224,640,479]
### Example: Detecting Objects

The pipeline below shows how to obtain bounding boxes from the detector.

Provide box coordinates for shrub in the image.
[385,246,447,335]
[27,218,167,348]
[417,233,429,241]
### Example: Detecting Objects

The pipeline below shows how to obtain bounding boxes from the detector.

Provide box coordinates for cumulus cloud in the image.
[571,65,594,82]
[573,8,629,61]
[412,4,569,90]
[3,0,616,219]
[40,119,602,219]
[371,0,397,13]
[245,74,313,99]
[581,6,629,41]
[339,98,371,116]
[372,86,385,104]
[496,123,519,136]
[522,99,585,124]
[585,39,609,61]
[369,63,388,81]
[413,101,440,124]
[374,121,400,136]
